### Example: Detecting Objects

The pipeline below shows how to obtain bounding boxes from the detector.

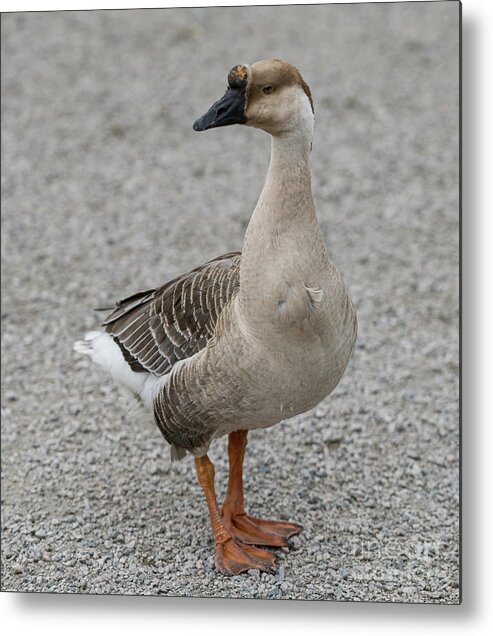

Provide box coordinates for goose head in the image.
[193,58,314,137]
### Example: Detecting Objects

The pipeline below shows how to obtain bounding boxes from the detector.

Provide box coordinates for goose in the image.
[74,59,357,576]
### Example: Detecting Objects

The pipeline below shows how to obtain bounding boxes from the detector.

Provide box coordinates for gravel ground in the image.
[1,4,460,602]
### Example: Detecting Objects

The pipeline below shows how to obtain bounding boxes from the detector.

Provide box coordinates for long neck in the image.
[244,90,317,244]
[259,131,315,221]
[245,123,316,248]
[238,123,329,335]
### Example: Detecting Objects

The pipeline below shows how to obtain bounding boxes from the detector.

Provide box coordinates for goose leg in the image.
[194,455,276,575]
[221,430,303,547]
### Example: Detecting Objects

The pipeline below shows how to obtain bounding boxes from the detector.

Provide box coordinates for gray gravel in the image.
[1,4,459,602]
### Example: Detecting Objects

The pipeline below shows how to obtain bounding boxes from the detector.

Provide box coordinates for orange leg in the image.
[221,430,303,547]
[195,455,276,575]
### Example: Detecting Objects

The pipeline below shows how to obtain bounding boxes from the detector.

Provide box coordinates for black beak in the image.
[193,87,246,131]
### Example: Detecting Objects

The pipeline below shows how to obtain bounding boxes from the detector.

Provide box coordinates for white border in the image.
[0,0,468,11]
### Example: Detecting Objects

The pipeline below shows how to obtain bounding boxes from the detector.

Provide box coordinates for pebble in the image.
[322,430,344,444]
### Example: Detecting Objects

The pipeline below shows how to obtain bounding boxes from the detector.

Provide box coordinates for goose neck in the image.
[237,128,325,340]
[257,130,315,221]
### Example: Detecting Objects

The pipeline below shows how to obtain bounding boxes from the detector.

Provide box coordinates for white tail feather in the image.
[73,331,101,358]
[73,330,169,409]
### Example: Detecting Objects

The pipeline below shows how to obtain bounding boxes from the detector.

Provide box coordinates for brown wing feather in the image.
[102,252,241,376]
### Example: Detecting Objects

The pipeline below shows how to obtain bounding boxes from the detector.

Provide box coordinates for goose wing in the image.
[102,252,241,376]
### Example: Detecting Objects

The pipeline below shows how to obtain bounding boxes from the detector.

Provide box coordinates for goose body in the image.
[74,59,357,574]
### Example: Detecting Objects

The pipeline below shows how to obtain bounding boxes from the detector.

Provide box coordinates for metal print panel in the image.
[1,1,460,603]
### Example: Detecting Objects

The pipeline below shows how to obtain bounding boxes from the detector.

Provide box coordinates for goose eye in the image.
[263,85,274,95]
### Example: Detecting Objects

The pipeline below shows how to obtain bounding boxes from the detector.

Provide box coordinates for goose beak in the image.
[193,87,246,131]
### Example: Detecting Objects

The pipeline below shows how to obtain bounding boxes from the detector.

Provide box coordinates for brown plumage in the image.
[74,59,357,576]
[102,252,240,377]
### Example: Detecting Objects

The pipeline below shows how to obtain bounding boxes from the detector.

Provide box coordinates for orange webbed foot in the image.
[215,537,277,575]
[224,511,303,547]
